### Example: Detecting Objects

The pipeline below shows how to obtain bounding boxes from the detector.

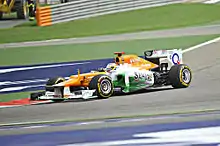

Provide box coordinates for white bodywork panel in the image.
[106,63,155,88]
[37,49,182,100]
[146,49,183,70]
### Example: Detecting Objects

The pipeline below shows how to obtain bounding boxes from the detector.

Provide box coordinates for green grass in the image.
[0,91,34,102]
[2,12,17,19]
[0,34,219,66]
[0,3,220,43]
[0,34,220,102]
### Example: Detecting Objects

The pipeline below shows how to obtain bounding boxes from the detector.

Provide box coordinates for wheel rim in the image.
[100,79,112,95]
[182,68,191,84]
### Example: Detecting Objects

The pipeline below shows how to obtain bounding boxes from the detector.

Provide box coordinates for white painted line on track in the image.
[60,126,220,146]
[0,85,45,92]
[0,62,90,74]
[204,0,220,4]
[183,36,220,53]
[0,105,23,109]
[75,121,105,126]
[0,77,70,86]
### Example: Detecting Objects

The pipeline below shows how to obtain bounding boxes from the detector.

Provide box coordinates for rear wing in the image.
[144,49,183,69]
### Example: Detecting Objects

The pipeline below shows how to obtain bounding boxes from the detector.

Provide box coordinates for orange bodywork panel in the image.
[117,55,158,70]
[63,72,105,87]
[61,54,158,87]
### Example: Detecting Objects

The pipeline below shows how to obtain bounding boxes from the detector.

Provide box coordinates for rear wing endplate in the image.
[144,49,183,66]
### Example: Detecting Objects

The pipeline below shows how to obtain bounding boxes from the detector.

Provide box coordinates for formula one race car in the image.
[30,49,192,102]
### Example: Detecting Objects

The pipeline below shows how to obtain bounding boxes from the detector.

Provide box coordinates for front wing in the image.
[36,89,97,100]
[31,87,123,101]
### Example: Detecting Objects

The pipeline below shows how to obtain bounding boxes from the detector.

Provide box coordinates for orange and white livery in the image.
[30,49,191,102]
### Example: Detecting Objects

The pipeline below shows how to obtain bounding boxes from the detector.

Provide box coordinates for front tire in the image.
[89,74,114,99]
[45,77,65,102]
[168,64,192,88]
[45,77,65,92]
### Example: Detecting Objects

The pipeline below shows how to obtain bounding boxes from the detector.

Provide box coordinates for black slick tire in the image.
[16,0,28,19]
[169,64,192,88]
[45,77,65,102]
[45,77,65,92]
[89,74,113,99]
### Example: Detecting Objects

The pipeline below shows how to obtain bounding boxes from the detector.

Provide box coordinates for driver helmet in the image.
[106,63,117,72]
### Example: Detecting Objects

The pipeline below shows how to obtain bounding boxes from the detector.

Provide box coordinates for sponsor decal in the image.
[134,72,152,81]
[130,57,141,63]
[162,50,167,54]
[172,53,180,65]
[144,51,153,56]
[82,90,94,98]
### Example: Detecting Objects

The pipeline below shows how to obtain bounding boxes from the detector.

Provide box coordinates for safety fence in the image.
[36,0,184,26]
[36,6,52,26]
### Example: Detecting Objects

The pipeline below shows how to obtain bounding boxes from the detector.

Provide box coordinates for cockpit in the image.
[96,51,158,73]
[105,63,118,72]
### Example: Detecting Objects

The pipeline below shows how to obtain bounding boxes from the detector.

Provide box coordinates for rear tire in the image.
[168,64,192,88]
[16,0,28,19]
[89,74,113,99]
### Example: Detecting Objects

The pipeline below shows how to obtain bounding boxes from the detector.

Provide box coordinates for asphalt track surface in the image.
[0,19,26,29]
[0,38,220,128]
[0,24,220,48]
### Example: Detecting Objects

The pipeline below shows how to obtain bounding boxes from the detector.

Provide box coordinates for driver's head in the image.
[106,63,117,72]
